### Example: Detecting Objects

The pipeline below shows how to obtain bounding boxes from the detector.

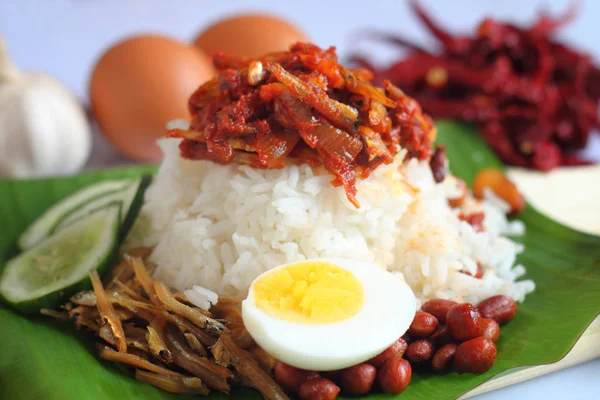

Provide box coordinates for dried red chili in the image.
[169,43,436,207]
[353,0,598,170]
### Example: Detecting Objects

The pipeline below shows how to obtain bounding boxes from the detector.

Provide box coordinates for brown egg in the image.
[193,14,308,59]
[90,35,214,162]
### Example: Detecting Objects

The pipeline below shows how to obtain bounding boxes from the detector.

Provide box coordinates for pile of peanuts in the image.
[274,295,518,400]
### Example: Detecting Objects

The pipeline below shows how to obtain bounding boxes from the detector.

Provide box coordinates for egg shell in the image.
[242,258,417,371]
[193,14,308,59]
[89,35,214,162]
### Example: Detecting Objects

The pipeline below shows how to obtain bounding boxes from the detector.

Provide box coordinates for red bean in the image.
[378,357,412,395]
[481,318,500,342]
[339,363,376,395]
[446,303,483,342]
[477,295,517,324]
[406,339,435,364]
[408,311,439,338]
[298,378,340,400]
[367,338,408,367]
[421,299,457,324]
[431,343,458,373]
[274,361,320,394]
[454,337,497,374]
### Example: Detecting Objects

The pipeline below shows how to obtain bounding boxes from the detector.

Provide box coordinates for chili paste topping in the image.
[169,43,436,207]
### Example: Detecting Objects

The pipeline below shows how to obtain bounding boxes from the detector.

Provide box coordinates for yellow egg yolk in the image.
[252,261,364,324]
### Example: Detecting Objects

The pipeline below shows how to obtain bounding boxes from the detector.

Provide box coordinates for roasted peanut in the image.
[408,311,439,338]
[421,299,457,324]
[461,261,484,278]
[431,343,458,373]
[339,363,376,395]
[477,295,517,324]
[247,61,266,86]
[429,145,448,183]
[367,338,408,367]
[448,178,467,208]
[481,318,500,342]
[298,378,340,400]
[378,357,412,395]
[320,369,341,383]
[446,303,483,342]
[454,337,497,374]
[430,326,454,346]
[274,361,320,394]
[458,212,485,233]
[475,262,483,278]
[472,168,525,214]
[406,339,435,364]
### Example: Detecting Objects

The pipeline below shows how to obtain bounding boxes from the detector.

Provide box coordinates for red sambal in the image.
[168,43,436,207]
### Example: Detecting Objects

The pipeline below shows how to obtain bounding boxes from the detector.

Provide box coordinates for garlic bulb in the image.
[0,39,91,178]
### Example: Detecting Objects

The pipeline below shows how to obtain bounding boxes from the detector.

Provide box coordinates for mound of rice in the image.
[126,138,535,306]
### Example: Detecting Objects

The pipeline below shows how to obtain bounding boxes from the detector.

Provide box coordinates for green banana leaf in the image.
[0,121,598,400]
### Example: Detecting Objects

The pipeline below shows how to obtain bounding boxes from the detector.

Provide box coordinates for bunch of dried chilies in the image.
[353,0,599,170]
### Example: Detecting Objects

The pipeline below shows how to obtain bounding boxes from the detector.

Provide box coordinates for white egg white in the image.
[242,258,416,371]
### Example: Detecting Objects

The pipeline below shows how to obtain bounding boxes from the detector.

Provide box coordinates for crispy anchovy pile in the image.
[43,249,286,400]
[168,43,436,207]
[353,0,599,170]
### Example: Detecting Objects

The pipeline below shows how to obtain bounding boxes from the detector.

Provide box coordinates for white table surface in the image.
[1,1,599,398]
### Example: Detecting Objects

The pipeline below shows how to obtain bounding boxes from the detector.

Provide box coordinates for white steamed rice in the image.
[126,137,535,307]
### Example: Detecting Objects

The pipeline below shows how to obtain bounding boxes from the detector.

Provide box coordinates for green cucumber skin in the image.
[47,187,125,238]
[0,257,116,314]
[52,189,127,233]
[17,180,131,251]
[1,205,122,314]
[120,175,152,240]
[53,175,152,236]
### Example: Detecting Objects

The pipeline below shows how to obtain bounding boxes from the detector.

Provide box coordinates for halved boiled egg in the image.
[242,258,416,371]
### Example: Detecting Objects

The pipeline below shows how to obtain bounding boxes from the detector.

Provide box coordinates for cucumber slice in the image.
[18,179,131,250]
[120,175,152,239]
[54,175,151,238]
[0,203,121,313]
